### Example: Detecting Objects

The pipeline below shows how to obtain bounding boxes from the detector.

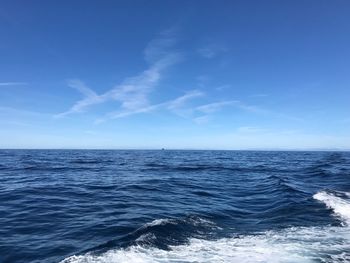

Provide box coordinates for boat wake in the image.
[61,190,350,263]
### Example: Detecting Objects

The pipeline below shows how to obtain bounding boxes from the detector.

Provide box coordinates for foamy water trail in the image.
[313,191,350,225]
[61,191,350,263]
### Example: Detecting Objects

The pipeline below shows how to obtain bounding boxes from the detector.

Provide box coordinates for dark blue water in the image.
[1,150,350,263]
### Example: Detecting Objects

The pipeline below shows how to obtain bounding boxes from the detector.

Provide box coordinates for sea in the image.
[1,150,350,263]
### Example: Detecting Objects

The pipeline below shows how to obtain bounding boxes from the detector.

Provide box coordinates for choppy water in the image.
[1,150,350,263]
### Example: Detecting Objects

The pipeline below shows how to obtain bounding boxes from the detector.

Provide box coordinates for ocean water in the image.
[1,150,350,263]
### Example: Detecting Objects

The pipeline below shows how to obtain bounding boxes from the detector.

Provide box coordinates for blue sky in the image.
[1,0,350,149]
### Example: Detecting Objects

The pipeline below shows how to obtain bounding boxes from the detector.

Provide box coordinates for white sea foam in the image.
[142,218,176,228]
[61,226,350,263]
[61,191,350,263]
[141,217,220,229]
[313,191,350,224]
[135,233,156,243]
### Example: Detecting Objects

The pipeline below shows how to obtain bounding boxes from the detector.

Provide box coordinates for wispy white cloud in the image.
[197,44,228,59]
[193,115,210,124]
[0,82,27,86]
[144,28,179,63]
[68,79,99,98]
[55,80,103,117]
[196,100,267,115]
[232,101,268,114]
[165,90,204,118]
[216,84,231,91]
[167,90,204,111]
[105,54,181,111]
[98,103,163,123]
[55,31,275,125]
[96,89,204,123]
[96,94,270,124]
[56,30,182,118]
[196,101,235,113]
[189,100,272,125]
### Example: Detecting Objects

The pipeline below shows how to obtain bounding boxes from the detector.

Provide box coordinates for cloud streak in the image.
[55,80,103,117]
[96,92,271,124]
[56,30,181,118]
[196,101,235,113]
[0,82,27,86]
[197,43,228,59]
[167,90,204,111]
[95,89,204,123]
[196,100,267,114]
[55,30,271,125]
[192,100,268,125]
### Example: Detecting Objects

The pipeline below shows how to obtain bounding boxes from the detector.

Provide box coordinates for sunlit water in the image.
[1,150,350,262]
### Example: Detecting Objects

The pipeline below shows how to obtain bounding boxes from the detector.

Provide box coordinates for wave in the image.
[138,216,219,231]
[61,226,350,263]
[142,163,286,173]
[313,190,350,225]
[61,190,350,263]
[125,215,220,249]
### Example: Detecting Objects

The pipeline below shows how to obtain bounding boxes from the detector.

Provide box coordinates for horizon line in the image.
[1,148,349,152]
